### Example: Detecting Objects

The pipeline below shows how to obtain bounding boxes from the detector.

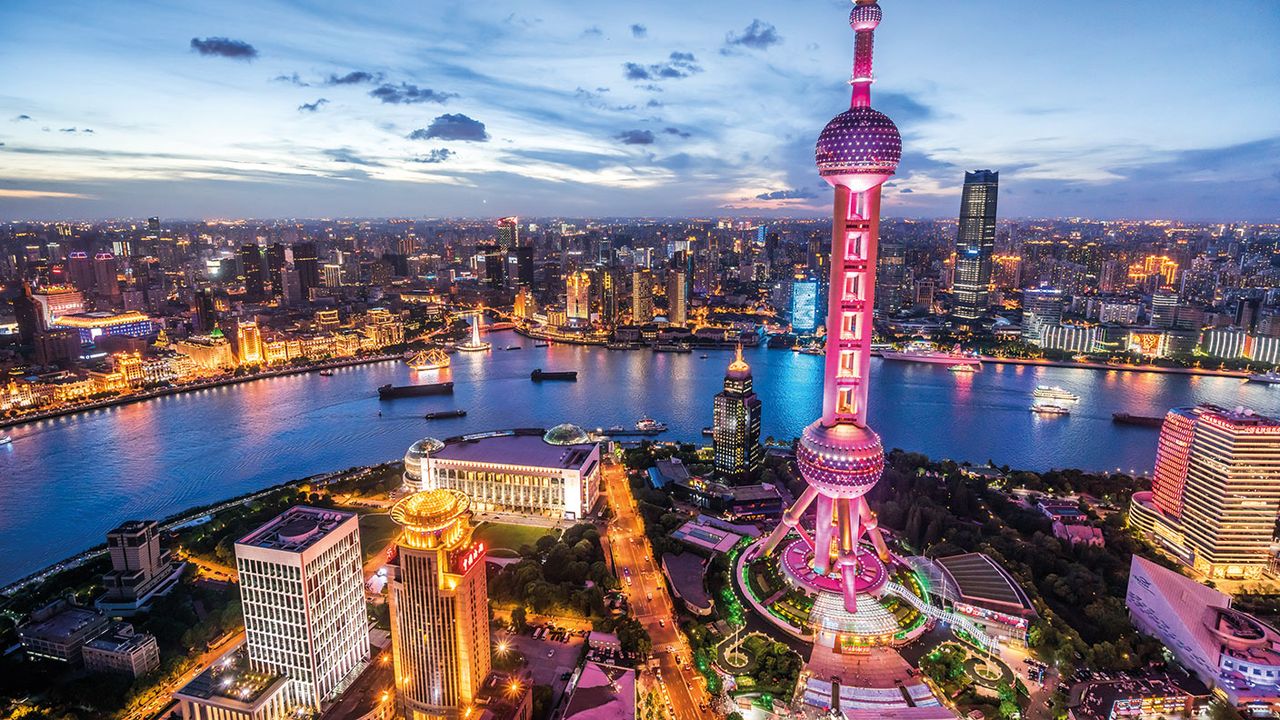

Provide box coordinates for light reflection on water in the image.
[3,330,1280,584]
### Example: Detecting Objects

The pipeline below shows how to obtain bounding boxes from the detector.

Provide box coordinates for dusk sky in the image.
[1,0,1277,221]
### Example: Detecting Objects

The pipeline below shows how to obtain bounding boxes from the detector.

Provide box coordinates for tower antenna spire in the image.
[849,0,883,108]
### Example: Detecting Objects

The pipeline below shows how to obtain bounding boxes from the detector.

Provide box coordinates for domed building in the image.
[544,423,590,446]
[403,437,445,491]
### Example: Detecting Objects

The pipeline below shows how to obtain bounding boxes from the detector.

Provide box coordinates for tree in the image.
[511,606,528,633]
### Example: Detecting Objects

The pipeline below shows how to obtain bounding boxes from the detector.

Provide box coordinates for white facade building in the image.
[234,507,368,710]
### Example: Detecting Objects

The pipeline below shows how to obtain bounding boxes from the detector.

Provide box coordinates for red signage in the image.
[453,542,486,575]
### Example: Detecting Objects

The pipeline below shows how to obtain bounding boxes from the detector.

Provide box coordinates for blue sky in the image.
[1,0,1277,221]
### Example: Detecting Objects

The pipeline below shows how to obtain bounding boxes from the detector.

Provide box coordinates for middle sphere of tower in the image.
[795,419,885,499]
[815,106,901,190]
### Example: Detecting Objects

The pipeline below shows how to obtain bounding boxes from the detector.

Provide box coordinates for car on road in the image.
[658,619,665,627]
[547,649,555,658]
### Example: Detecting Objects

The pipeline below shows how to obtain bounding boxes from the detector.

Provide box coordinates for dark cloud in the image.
[876,91,937,125]
[369,82,456,105]
[630,24,647,38]
[582,26,603,38]
[726,20,781,50]
[298,98,329,113]
[13,114,32,122]
[755,188,816,200]
[646,99,663,108]
[623,52,702,81]
[273,73,308,86]
[326,71,381,86]
[899,188,914,194]
[411,148,455,164]
[58,127,94,134]
[190,37,258,60]
[407,114,489,142]
[616,129,655,145]
[663,127,691,139]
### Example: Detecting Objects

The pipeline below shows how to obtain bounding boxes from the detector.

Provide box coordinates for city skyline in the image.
[1,0,1278,221]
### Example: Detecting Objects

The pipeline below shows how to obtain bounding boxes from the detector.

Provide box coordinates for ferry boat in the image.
[506,345,522,351]
[1032,385,1079,402]
[700,354,709,359]
[425,409,467,420]
[948,364,979,374]
[378,382,454,400]
[318,369,334,377]
[1247,371,1280,385]
[407,348,450,371]
[0,435,11,445]
[880,341,983,367]
[531,368,578,382]
[653,343,692,353]
[635,416,668,433]
[1031,403,1071,416]
[1112,412,1163,428]
[798,346,825,356]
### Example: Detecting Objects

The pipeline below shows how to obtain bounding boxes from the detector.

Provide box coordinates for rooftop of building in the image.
[236,505,356,554]
[108,519,158,535]
[934,552,1036,616]
[1071,672,1210,720]
[1179,404,1280,430]
[474,670,534,720]
[661,552,713,611]
[53,310,150,326]
[176,647,288,706]
[20,605,105,641]
[562,660,636,720]
[435,428,597,471]
[84,622,154,654]
[671,518,742,554]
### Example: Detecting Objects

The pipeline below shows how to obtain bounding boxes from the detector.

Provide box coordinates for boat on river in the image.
[880,341,983,367]
[425,409,467,420]
[406,348,450,371]
[1031,403,1070,416]
[531,369,577,381]
[378,382,454,400]
[1033,385,1079,401]
[1248,371,1280,385]
[1112,412,1164,428]
[0,435,11,445]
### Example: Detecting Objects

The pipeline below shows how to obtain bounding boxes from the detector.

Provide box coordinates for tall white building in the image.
[235,507,369,710]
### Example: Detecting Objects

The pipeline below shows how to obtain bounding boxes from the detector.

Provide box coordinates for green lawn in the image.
[474,522,556,554]
[359,513,401,561]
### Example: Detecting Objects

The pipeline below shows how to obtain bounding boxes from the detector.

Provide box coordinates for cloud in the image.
[326,71,381,86]
[369,82,456,105]
[630,24,647,38]
[616,129,655,145]
[190,37,258,60]
[13,114,32,122]
[755,188,816,200]
[0,189,91,199]
[582,25,603,38]
[58,127,94,134]
[663,127,691,139]
[411,148,454,164]
[323,147,382,166]
[273,73,308,86]
[298,98,329,113]
[623,51,702,81]
[407,114,489,142]
[725,20,781,50]
[899,188,914,194]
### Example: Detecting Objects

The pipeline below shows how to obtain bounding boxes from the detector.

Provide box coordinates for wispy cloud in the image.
[190,36,257,60]
[326,71,381,86]
[663,127,691,139]
[369,82,456,105]
[725,20,781,50]
[411,148,455,164]
[616,129,655,145]
[0,189,92,199]
[623,52,702,81]
[12,114,33,122]
[407,114,489,142]
[755,188,815,200]
[630,24,647,39]
[298,98,328,113]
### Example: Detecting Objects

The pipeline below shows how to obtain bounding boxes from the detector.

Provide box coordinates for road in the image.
[601,459,714,720]
[123,630,246,720]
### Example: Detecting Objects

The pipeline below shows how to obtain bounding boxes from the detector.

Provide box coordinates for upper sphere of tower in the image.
[850,1,882,31]
[815,106,901,184]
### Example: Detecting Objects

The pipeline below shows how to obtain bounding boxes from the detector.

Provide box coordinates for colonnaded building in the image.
[403,425,601,520]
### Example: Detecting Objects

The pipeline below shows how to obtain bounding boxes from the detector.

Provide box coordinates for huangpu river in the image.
[4,329,1280,584]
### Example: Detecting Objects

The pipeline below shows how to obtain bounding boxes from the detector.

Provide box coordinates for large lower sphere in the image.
[796,420,885,498]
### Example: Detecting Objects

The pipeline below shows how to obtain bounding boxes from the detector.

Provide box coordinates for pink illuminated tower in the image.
[760,0,901,613]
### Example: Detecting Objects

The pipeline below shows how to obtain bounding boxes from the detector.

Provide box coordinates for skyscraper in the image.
[789,275,820,333]
[952,170,998,321]
[93,252,121,302]
[266,243,288,297]
[565,270,591,327]
[389,489,491,720]
[497,216,519,248]
[875,241,905,317]
[99,520,175,614]
[665,254,689,326]
[66,251,94,294]
[713,347,763,482]
[631,269,654,323]
[1129,405,1280,580]
[1021,287,1063,344]
[239,244,266,301]
[235,507,369,709]
[761,0,901,614]
[291,242,320,299]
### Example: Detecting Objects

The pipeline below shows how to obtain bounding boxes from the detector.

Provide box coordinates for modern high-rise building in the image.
[66,251,94,295]
[98,520,177,615]
[665,266,688,326]
[235,507,369,709]
[497,216,519,248]
[389,489,491,720]
[875,241,905,317]
[713,347,763,482]
[762,0,902,614]
[93,252,121,301]
[789,276,821,333]
[1129,405,1280,580]
[266,243,287,297]
[1151,291,1179,328]
[952,170,998,321]
[291,242,320,299]
[239,245,266,301]
[631,269,654,323]
[565,270,591,327]
[1021,287,1063,344]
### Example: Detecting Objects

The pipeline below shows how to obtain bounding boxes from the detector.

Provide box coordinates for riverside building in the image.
[1129,405,1280,580]
[388,489,491,720]
[402,427,601,520]
[712,347,763,482]
[234,507,369,710]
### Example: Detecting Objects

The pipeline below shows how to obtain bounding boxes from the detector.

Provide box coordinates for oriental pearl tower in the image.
[759,0,901,614]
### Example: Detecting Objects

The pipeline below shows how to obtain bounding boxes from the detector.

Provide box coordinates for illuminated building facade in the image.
[388,489,491,720]
[405,428,600,520]
[565,270,591,327]
[631,269,654,323]
[1021,288,1063,345]
[52,310,155,344]
[238,321,263,365]
[666,266,688,326]
[790,276,820,333]
[30,286,85,328]
[953,170,998,321]
[713,347,763,482]
[761,0,903,614]
[1129,405,1280,579]
[235,507,369,709]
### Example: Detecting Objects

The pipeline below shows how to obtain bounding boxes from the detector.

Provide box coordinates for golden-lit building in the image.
[388,489,491,720]
[174,330,237,373]
[1129,254,1179,288]
[565,271,591,328]
[238,322,263,365]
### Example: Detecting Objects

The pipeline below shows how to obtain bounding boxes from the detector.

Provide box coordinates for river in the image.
[3,329,1279,585]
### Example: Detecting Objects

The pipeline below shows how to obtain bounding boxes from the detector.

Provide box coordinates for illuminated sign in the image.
[452,542,486,575]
